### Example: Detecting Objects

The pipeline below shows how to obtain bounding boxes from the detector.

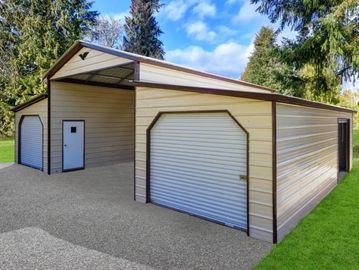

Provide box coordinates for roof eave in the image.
[11,93,48,112]
[42,40,275,93]
[133,81,356,114]
[42,41,84,80]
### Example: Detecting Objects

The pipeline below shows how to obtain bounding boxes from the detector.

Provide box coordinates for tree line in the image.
[0,0,358,137]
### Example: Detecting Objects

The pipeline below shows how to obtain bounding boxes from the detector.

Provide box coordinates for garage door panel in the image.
[152,139,246,149]
[151,173,247,198]
[151,144,246,157]
[151,151,246,164]
[151,185,246,209]
[150,112,247,229]
[20,116,43,170]
[152,189,246,219]
[151,162,245,179]
[152,157,246,174]
[152,193,247,226]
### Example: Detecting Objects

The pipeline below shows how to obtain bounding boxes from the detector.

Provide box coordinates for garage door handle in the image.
[240,175,247,181]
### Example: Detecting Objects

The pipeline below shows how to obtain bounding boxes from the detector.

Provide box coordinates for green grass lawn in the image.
[0,138,14,163]
[353,129,359,159]
[353,129,359,145]
[255,129,359,270]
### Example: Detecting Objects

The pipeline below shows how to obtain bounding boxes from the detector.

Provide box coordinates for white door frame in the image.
[62,120,85,172]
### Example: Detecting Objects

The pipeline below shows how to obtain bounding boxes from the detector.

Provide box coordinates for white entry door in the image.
[150,112,248,229]
[63,121,84,171]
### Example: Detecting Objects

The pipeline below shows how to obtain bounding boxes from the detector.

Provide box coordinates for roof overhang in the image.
[133,82,356,114]
[41,41,355,114]
[11,93,48,112]
[43,40,275,93]
[51,62,136,89]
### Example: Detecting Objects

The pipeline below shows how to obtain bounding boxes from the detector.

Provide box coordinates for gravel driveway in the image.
[0,163,272,269]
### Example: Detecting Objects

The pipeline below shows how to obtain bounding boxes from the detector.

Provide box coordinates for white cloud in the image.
[193,1,216,18]
[102,11,129,21]
[343,79,359,91]
[161,0,192,21]
[233,0,263,22]
[166,41,254,78]
[218,25,237,36]
[277,27,297,42]
[186,21,217,42]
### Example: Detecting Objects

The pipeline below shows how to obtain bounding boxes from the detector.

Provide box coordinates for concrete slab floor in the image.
[0,163,272,269]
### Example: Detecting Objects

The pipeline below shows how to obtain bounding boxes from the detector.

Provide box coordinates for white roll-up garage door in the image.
[150,112,248,229]
[20,116,43,170]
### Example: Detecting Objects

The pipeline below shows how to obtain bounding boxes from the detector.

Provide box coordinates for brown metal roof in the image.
[41,41,355,114]
[11,93,48,112]
[43,40,275,92]
[133,82,356,114]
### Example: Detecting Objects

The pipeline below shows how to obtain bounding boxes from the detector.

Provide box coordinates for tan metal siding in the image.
[51,48,133,80]
[15,99,48,172]
[50,81,134,173]
[139,63,272,93]
[135,87,273,242]
[277,103,353,241]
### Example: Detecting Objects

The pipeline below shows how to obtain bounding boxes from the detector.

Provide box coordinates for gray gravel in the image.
[0,227,153,270]
[0,163,272,270]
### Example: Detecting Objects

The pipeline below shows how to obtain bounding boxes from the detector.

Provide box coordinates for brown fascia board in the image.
[133,81,356,114]
[42,42,83,80]
[42,40,275,93]
[11,93,48,112]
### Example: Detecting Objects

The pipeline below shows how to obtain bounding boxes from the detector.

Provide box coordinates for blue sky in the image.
[92,0,298,79]
[92,1,358,90]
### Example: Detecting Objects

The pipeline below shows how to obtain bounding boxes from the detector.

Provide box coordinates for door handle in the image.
[64,144,67,147]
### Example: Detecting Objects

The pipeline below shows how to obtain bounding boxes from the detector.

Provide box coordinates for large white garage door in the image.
[20,116,43,170]
[150,112,248,229]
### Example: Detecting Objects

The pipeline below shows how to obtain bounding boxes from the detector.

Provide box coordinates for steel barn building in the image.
[12,41,354,243]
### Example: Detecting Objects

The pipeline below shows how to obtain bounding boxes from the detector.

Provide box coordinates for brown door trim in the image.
[145,110,250,233]
[62,120,86,172]
[337,118,350,178]
[18,115,44,171]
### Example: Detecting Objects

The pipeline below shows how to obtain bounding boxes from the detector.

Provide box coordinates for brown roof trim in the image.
[137,58,275,93]
[43,40,275,92]
[11,93,48,112]
[43,42,83,80]
[133,81,356,114]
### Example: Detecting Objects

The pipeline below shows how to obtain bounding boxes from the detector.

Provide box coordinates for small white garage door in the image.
[150,112,248,229]
[20,116,43,170]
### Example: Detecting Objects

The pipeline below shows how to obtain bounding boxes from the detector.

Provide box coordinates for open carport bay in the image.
[0,163,271,269]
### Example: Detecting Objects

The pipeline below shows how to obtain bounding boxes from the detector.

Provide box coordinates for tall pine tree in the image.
[251,0,358,103]
[0,0,98,136]
[241,27,285,92]
[123,0,164,59]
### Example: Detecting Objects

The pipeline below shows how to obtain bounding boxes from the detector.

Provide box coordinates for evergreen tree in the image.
[241,27,285,92]
[123,0,164,59]
[251,0,359,103]
[0,0,98,136]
